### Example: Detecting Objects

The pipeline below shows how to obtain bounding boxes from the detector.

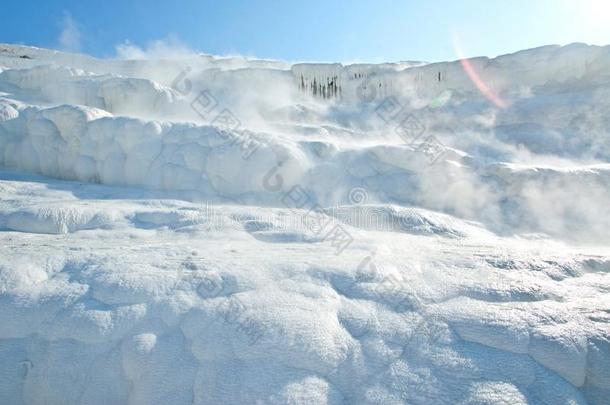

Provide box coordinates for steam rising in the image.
[58,12,82,52]
[1,41,609,244]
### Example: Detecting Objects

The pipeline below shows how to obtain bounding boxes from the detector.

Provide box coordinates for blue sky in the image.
[1,0,609,62]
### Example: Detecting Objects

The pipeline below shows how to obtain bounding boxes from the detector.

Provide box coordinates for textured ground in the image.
[1,43,609,404]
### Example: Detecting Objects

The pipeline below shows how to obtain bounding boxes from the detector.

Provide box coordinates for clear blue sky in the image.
[1,0,609,62]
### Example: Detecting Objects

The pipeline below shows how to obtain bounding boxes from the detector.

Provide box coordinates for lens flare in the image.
[453,35,509,109]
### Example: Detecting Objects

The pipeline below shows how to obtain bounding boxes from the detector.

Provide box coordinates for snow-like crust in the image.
[0,43,609,404]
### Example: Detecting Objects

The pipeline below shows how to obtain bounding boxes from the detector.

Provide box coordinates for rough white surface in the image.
[0,43,609,404]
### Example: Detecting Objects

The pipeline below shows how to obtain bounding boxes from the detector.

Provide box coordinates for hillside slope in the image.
[0,44,609,404]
